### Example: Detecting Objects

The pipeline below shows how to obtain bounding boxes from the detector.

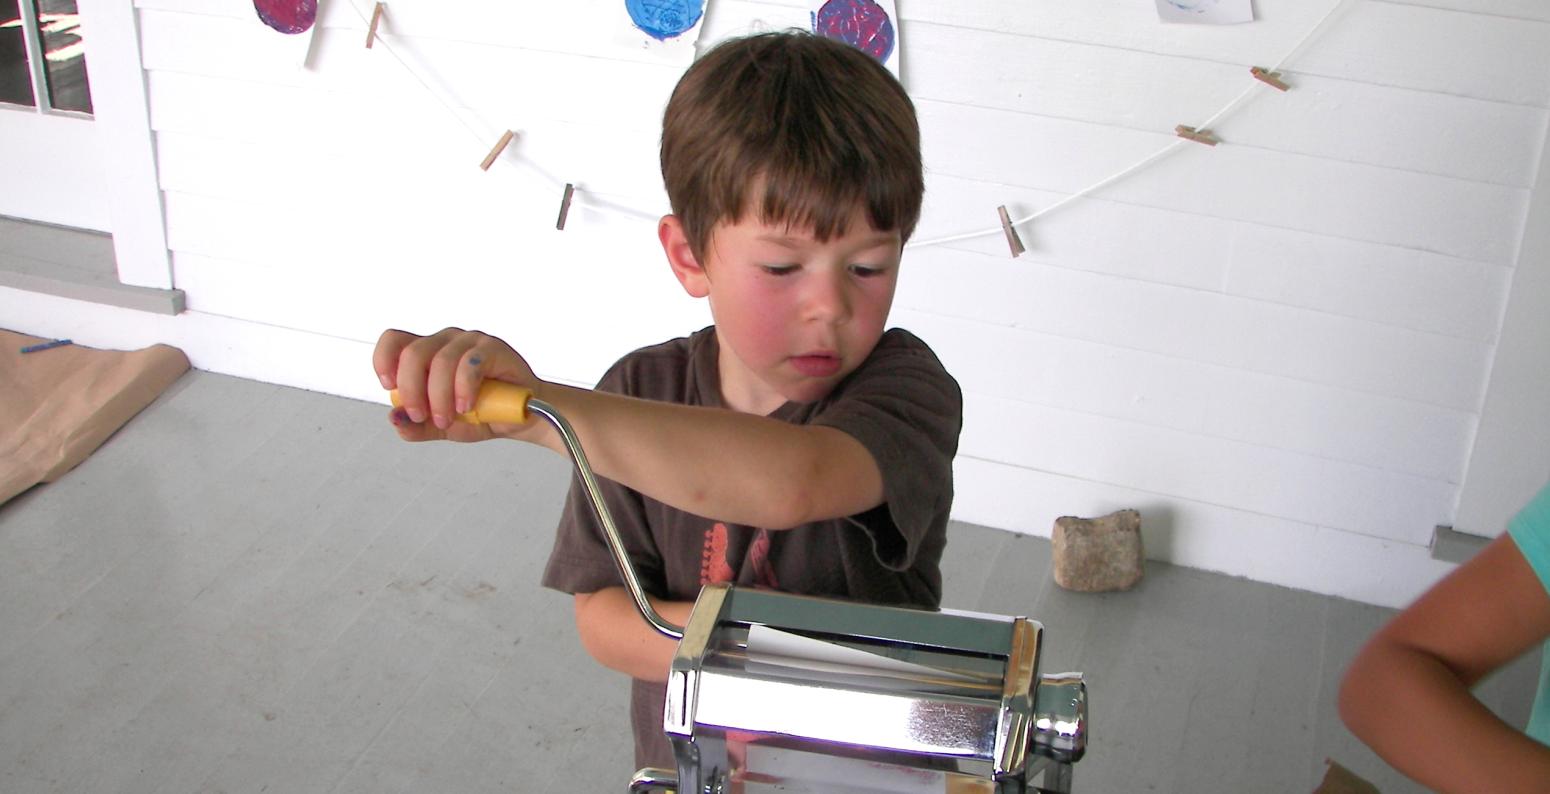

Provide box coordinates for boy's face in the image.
[663,206,902,414]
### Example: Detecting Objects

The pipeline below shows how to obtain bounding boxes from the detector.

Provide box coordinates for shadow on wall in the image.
[1133,501,1177,563]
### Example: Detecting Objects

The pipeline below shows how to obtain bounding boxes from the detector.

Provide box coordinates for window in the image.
[0,0,92,115]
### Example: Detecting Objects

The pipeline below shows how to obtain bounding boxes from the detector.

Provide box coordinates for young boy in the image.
[372,31,962,770]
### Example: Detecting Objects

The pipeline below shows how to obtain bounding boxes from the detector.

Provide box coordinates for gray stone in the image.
[1051,509,1144,592]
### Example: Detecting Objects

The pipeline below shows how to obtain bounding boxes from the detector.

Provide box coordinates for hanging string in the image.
[910,0,1360,251]
[340,1,657,225]
[342,3,485,146]
[340,0,1361,243]
[908,140,1191,248]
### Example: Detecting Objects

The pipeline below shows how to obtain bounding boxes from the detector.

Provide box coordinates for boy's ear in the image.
[659,215,710,298]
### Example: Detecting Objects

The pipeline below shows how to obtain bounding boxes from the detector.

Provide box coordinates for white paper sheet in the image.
[745,625,981,683]
[1156,0,1255,25]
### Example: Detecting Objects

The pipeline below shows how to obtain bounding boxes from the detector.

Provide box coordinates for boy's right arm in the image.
[573,588,695,683]
[374,327,890,530]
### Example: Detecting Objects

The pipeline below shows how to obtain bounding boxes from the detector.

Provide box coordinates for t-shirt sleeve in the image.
[811,332,963,571]
[540,363,668,597]
[1508,480,1550,598]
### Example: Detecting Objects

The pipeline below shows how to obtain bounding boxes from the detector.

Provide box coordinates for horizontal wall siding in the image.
[951,456,1456,608]
[918,174,1512,341]
[896,247,1493,412]
[916,99,1529,265]
[899,309,1476,483]
[71,0,1547,605]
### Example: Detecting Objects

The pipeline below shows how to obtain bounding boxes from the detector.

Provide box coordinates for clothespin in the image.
[997,205,1025,258]
[556,183,575,231]
[1250,66,1290,92]
[1175,125,1219,146]
[479,130,515,171]
[365,3,385,49]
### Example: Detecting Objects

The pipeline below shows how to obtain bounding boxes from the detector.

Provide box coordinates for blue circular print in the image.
[625,0,705,41]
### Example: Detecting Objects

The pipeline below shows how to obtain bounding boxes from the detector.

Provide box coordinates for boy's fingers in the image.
[425,332,478,430]
[372,328,416,390]
[388,407,445,442]
[455,346,483,416]
[393,327,464,424]
[454,336,507,416]
[374,327,515,437]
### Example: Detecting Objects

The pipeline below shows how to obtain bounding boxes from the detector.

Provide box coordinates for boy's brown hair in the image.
[660,31,924,262]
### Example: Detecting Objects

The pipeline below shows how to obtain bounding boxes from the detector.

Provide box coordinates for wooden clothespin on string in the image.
[479,130,515,171]
[1175,125,1220,146]
[556,184,575,231]
[365,3,385,49]
[1250,66,1291,92]
[997,205,1025,258]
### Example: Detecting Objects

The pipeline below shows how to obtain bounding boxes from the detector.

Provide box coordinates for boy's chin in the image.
[776,376,844,406]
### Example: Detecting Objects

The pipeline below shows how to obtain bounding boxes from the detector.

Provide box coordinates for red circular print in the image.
[813,0,896,64]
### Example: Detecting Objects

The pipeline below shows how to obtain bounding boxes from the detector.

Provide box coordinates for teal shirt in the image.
[1507,481,1550,745]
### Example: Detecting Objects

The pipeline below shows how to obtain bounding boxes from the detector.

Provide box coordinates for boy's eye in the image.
[761,264,799,276]
[849,264,888,277]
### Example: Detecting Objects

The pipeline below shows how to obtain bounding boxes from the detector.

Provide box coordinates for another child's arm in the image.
[1338,533,1550,793]
[373,328,884,529]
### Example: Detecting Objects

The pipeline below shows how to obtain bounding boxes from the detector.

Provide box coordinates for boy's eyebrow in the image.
[754,232,900,249]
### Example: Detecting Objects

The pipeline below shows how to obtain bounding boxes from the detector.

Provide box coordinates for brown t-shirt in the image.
[540,325,963,769]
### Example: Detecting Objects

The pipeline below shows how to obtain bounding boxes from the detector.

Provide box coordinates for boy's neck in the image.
[714,332,790,416]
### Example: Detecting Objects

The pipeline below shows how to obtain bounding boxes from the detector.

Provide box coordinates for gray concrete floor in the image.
[0,370,1538,793]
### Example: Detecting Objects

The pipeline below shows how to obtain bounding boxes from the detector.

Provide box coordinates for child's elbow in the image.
[1336,669,1364,735]
[1336,642,1384,740]
[766,488,821,530]
[765,434,882,529]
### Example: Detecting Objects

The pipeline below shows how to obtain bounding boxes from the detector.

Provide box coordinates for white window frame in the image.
[2,0,171,291]
[6,0,88,117]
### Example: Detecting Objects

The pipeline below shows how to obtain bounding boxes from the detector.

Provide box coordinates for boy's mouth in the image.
[789,354,841,377]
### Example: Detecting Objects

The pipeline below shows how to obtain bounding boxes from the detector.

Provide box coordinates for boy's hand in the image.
[372,327,541,443]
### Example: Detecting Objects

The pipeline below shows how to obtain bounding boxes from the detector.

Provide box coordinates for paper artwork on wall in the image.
[1155,0,1254,25]
[247,0,321,68]
[253,0,318,34]
[621,0,708,59]
[809,0,901,78]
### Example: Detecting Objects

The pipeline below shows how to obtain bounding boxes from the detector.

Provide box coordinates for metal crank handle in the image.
[390,382,686,640]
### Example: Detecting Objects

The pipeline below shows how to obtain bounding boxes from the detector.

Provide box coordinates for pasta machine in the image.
[406,381,1088,793]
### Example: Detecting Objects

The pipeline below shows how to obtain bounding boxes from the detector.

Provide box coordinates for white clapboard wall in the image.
[5,0,1547,608]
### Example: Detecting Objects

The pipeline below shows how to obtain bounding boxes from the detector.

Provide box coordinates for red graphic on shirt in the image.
[700,523,779,588]
[749,530,779,588]
[701,523,736,584]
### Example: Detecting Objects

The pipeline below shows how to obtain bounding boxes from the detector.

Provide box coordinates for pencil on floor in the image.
[21,339,73,354]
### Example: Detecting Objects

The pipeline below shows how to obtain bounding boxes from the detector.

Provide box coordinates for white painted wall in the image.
[1455,98,1550,540]
[5,0,1549,608]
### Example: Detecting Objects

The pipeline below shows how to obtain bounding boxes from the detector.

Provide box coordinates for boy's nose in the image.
[802,272,852,323]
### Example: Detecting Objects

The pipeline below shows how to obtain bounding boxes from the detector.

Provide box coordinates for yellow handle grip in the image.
[390,381,532,425]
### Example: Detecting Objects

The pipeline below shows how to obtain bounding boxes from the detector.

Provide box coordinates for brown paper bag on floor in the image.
[1313,758,1381,794]
[0,330,189,505]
